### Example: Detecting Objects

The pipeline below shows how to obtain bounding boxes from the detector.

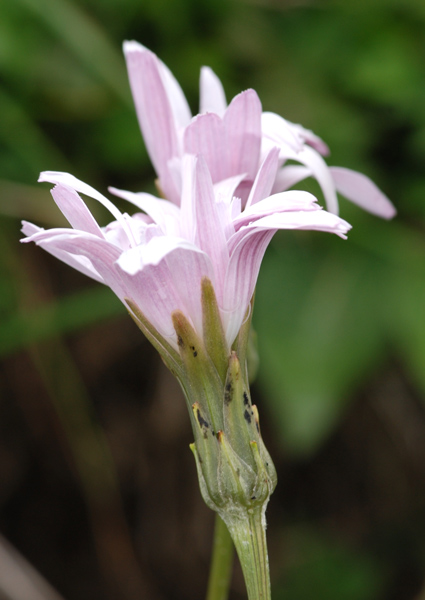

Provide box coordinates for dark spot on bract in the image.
[251,496,256,501]
[193,350,197,357]
[177,335,184,347]
[243,392,249,406]
[196,408,209,431]
[224,381,233,405]
[244,409,252,424]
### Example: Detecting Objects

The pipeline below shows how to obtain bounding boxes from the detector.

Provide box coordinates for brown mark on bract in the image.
[243,409,252,424]
[224,381,233,405]
[196,408,209,438]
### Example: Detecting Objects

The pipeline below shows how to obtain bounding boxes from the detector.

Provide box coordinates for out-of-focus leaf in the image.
[365,222,425,398]
[254,235,385,457]
[11,0,130,105]
[0,89,70,179]
[0,180,68,224]
[273,527,385,600]
[0,286,123,357]
[0,179,109,225]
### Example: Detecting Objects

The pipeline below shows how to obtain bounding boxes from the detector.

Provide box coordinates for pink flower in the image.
[124,41,395,219]
[21,154,350,351]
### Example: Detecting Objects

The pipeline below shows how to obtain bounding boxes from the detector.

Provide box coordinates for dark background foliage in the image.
[1,0,425,598]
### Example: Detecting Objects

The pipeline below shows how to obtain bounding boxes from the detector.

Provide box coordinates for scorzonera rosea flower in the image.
[21,154,350,355]
[124,40,395,219]
[21,39,386,600]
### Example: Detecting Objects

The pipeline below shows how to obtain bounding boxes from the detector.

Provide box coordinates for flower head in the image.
[22,154,350,356]
[124,41,395,219]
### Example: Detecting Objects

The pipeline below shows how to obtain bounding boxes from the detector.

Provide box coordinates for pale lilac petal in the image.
[40,247,103,282]
[239,209,351,239]
[230,197,242,220]
[109,187,181,236]
[261,112,304,154]
[181,155,229,298]
[22,226,99,246]
[293,146,339,215]
[102,220,136,250]
[34,230,121,267]
[166,156,184,199]
[214,200,236,242]
[164,245,215,338]
[21,226,114,283]
[117,236,215,343]
[223,89,262,180]
[213,174,247,204]
[222,205,351,342]
[199,66,227,116]
[234,190,319,231]
[25,229,123,291]
[260,136,340,215]
[101,216,156,250]
[329,167,396,219]
[272,165,312,193]
[21,221,42,238]
[116,235,200,273]
[123,43,181,203]
[233,179,254,207]
[268,145,339,215]
[289,122,330,156]
[39,171,137,245]
[45,234,135,306]
[214,178,245,242]
[145,45,192,130]
[222,229,275,345]
[50,185,103,237]
[245,146,280,208]
[179,155,198,243]
[21,222,102,281]
[184,113,226,182]
[116,254,183,340]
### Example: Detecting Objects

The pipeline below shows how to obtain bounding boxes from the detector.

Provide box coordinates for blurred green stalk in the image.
[206,515,234,600]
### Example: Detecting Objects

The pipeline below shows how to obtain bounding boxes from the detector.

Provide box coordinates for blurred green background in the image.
[1,0,425,599]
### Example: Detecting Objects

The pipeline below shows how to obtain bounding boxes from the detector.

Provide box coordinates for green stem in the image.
[225,506,271,600]
[206,514,234,600]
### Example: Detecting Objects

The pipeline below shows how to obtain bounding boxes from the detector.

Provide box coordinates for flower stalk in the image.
[225,506,271,600]
[206,515,234,600]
